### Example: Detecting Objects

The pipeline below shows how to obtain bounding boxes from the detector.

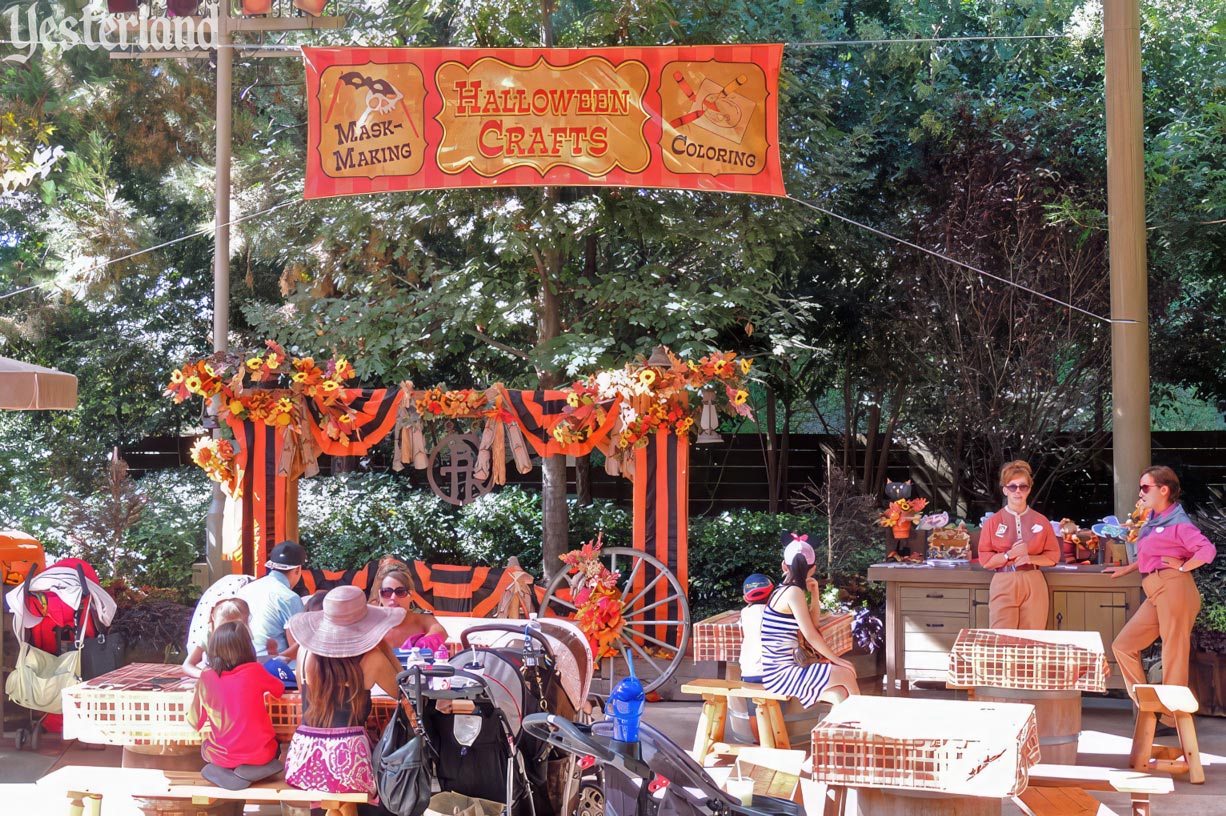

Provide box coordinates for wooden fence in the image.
[122,431,1226,520]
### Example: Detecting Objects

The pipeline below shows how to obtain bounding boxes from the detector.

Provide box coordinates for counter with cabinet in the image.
[866,563,1143,695]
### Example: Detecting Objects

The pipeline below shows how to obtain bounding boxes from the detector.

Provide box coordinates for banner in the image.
[303,45,785,199]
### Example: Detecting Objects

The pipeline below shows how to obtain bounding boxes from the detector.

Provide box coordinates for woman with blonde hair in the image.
[368,560,448,653]
[977,460,1061,629]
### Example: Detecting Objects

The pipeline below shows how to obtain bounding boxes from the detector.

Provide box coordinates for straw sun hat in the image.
[289,585,406,658]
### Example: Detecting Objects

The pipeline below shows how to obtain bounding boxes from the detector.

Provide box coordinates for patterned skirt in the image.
[285,724,378,797]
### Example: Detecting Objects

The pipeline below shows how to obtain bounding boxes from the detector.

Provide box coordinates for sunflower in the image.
[638,369,657,387]
[170,369,185,384]
[566,392,580,408]
[734,390,749,405]
[185,375,203,393]
[739,358,752,375]
[246,357,263,370]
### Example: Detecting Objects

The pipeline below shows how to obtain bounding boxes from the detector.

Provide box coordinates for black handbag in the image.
[74,565,125,680]
[374,696,434,816]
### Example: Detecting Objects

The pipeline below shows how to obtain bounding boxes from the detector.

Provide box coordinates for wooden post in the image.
[1104,0,1151,520]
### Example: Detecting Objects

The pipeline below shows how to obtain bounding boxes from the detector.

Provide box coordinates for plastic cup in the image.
[725,776,754,806]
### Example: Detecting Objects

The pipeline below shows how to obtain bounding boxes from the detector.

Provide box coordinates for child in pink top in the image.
[187,621,285,790]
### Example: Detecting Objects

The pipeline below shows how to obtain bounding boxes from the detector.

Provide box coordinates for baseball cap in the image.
[783,533,815,567]
[263,658,297,689]
[265,541,307,571]
[742,574,774,604]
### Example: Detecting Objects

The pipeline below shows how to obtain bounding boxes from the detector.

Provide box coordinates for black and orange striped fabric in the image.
[309,388,403,456]
[500,388,620,458]
[226,417,294,574]
[632,429,689,645]
[299,562,380,596]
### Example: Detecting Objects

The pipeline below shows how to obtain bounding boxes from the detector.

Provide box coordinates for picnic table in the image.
[809,695,1040,815]
[692,609,854,678]
[61,662,400,747]
[947,628,1109,764]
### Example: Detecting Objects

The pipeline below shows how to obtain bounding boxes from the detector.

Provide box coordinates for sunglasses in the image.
[1138,484,1154,494]
[379,587,410,599]
[1003,483,1031,492]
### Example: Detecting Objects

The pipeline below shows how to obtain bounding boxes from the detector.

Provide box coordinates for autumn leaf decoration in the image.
[560,534,626,665]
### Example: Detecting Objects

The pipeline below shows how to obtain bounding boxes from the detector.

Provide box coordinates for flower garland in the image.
[551,350,754,452]
[190,437,240,493]
[559,535,626,664]
[165,341,358,444]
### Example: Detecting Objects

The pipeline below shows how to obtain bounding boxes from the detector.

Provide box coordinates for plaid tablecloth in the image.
[693,609,855,662]
[810,696,1040,797]
[946,628,1109,693]
[62,663,398,746]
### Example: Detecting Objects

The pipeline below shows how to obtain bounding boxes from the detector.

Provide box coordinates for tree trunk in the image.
[779,399,792,512]
[538,234,568,581]
[765,388,779,513]
[871,392,902,496]
[862,394,881,489]
[576,453,592,506]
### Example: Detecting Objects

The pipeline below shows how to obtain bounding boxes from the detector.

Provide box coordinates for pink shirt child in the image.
[188,663,284,768]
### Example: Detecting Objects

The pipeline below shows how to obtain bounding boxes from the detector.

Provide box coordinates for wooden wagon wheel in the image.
[540,546,691,695]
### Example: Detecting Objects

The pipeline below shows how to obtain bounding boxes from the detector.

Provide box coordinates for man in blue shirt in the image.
[238,541,307,666]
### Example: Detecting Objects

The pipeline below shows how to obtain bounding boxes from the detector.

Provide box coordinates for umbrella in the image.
[0,356,77,410]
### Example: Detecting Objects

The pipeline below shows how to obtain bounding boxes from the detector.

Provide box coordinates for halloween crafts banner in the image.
[303,45,785,199]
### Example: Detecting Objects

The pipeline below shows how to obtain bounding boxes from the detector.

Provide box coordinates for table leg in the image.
[84,794,102,816]
[884,582,903,696]
[67,793,86,816]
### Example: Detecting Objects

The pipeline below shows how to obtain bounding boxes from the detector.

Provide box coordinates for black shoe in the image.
[1154,723,1178,738]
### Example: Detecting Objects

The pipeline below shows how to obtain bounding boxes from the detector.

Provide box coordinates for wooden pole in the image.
[1104,0,1151,520]
[206,2,233,580]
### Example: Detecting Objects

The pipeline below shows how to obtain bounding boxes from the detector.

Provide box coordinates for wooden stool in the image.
[681,679,792,761]
[682,679,846,762]
[1129,684,1205,784]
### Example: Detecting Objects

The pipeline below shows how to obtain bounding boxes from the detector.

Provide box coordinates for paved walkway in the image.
[2,684,1224,814]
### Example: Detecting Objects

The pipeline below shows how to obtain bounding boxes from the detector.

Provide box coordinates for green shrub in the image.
[687,511,828,621]
[126,468,213,599]
[296,472,459,569]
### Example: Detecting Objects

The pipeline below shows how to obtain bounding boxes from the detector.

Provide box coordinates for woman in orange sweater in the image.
[977,461,1061,629]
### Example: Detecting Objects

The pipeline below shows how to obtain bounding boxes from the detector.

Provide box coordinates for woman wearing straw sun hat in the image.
[284,585,405,799]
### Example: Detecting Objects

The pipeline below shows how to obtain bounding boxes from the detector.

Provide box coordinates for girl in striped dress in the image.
[761,536,859,707]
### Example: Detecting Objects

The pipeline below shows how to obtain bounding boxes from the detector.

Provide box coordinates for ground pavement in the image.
[2,674,1225,814]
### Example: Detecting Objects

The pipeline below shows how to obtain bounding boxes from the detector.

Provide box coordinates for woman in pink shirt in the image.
[1109,466,1216,723]
[977,461,1061,629]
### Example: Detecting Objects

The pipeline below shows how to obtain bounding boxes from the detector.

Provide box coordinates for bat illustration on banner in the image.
[324,71,420,138]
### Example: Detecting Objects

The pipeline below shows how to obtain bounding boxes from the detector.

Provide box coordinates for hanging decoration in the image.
[559,535,626,664]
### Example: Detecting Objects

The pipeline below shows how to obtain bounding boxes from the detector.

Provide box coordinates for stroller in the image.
[393,619,596,816]
[521,714,804,816]
[3,559,118,749]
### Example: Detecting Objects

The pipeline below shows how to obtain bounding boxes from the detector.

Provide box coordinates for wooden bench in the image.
[1013,763,1174,816]
[39,765,370,816]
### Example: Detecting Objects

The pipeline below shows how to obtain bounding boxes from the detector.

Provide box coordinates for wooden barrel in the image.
[854,788,999,816]
[975,686,1081,764]
[727,694,822,745]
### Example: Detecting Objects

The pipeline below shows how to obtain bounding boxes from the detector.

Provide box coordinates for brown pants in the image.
[988,570,1050,630]
[1112,569,1202,696]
